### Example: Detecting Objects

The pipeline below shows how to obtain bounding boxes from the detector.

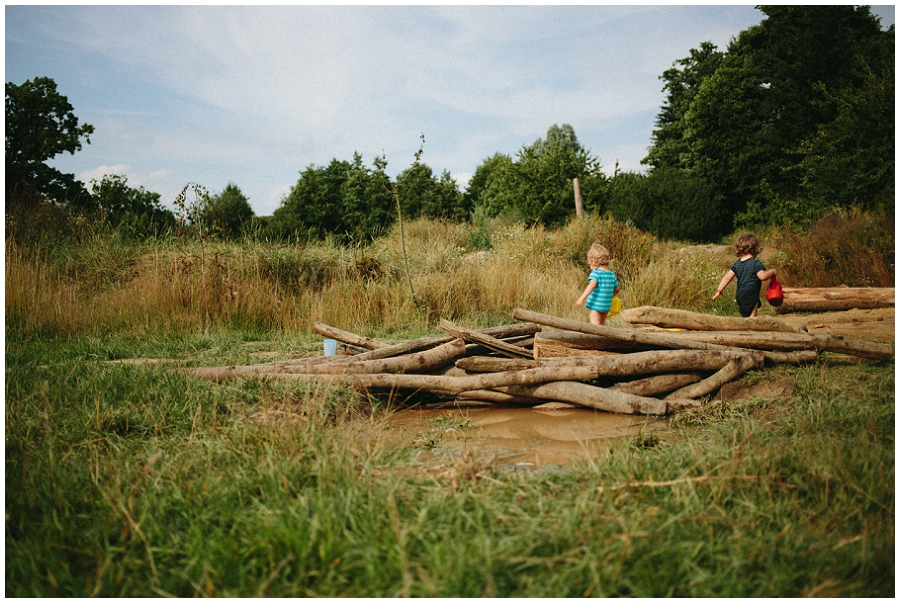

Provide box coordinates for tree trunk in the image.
[776,287,894,314]
[458,348,760,375]
[620,305,807,333]
[255,348,765,395]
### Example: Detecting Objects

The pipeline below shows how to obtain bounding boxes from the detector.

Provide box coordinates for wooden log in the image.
[652,330,893,361]
[533,330,652,358]
[512,308,749,354]
[458,349,762,375]
[456,357,538,372]
[612,373,704,397]
[294,322,543,365]
[533,328,819,364]
[454,389,538,405]
[496,381,671,415]
[181,338,467,381]
[440,319,534,359]
[619,305,807,333]
[665,353,762,400]
[312,323,389,350]
[763,350,819,365]
[776,287,894,314]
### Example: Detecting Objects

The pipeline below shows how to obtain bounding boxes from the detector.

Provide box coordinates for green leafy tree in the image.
[5,77,95,207]
[464,152,518,220]
[643,41,725,171]
[271,159,351,239]
[396,163,468,222]
[466,125,604,227]
[208,182,254,238]
[91,174,175,236]
[340,153,394,240]
[680,6,892,231]
[640,6,894,237]
[510,124,603,227]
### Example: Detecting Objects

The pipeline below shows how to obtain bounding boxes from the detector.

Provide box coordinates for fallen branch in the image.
[494,381,671,415]
[312,323,389,350]
[440,319,534,359]
[612,373,703,397]
[665,353,762,400]
[180,339,467,381]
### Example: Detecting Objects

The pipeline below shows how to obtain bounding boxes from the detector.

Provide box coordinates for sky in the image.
[6,4,896,217]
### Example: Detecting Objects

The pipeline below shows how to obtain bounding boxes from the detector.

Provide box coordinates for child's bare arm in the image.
[756,267,777,281]
[576,280,597,306]
[712,270,735,300]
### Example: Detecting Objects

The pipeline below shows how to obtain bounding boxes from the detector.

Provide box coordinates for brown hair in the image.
[733,233,761,257]
[588,243,610,267]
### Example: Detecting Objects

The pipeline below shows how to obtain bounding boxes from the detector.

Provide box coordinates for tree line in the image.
[6,6,893,244]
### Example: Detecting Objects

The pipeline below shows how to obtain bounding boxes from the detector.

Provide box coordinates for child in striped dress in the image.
[575,244,620,325]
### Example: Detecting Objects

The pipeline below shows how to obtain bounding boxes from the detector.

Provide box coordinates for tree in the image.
[643,41,725,171]
[510,124,603,227]
[271,159,351,239]
[91,174,175,237]
[340,153,394,241]
[464,152,518,220]
[209,182,254,238]
[6,77,95,207]
[396,162,468,222]
[643,5,893,236]
[466,125,604,227]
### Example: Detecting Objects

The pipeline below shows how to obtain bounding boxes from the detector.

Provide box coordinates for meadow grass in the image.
[5,212,894,596]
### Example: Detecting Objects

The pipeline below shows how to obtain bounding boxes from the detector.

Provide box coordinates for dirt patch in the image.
[720,377,794,402]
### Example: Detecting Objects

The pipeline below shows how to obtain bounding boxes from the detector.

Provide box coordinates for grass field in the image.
[5,212,895,596]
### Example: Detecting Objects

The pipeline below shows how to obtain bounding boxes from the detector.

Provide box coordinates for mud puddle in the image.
[384,404,670,469]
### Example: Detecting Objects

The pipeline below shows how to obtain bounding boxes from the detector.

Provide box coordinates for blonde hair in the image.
[588,243,610,267]
[733,233,761,257]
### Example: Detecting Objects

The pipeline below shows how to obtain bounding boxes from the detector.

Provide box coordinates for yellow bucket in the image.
[609,295,623,317]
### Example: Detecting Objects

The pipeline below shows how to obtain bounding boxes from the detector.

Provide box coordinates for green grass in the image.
[5,211,894,596]
[5,330,894,597]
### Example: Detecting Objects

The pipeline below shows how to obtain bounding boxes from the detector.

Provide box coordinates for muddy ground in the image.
[378,307,894,470]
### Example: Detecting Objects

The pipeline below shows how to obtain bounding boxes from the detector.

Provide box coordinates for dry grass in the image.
[6,210,893,339]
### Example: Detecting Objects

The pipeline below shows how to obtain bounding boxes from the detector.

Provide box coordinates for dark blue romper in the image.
[731,258,766,317]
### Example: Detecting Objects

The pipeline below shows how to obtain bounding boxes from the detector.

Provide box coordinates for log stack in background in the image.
[179,304,893,417]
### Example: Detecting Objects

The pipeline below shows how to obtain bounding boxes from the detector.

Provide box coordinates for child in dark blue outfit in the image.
[712,233,778,317]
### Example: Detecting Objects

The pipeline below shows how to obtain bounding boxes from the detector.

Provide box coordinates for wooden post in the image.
[573,177,584,218]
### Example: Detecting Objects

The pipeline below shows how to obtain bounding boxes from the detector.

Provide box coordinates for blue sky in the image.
[6,5,895,216]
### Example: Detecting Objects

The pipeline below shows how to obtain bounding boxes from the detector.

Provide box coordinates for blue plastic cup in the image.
[323,339,337,356]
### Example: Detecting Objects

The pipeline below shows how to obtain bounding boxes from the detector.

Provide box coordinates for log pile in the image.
[178,306,893,417]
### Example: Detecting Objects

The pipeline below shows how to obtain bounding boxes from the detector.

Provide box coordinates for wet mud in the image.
[384,405,669,468]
